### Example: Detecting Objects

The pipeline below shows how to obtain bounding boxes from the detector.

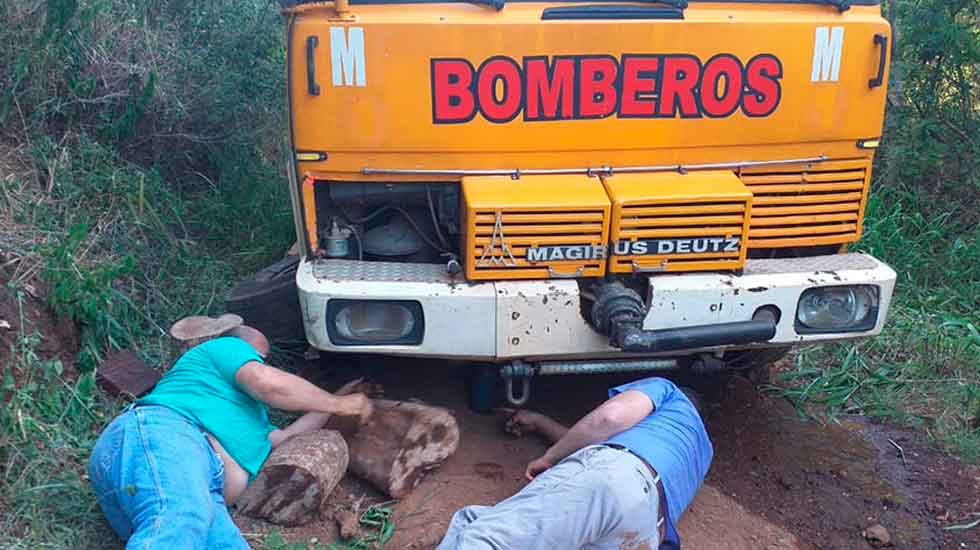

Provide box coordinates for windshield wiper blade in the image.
[648,0,688,9]
[469,0,505,10]
[468,0,687,12]
[818,0,851,12]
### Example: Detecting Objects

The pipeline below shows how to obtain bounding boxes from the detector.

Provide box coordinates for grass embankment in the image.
[0,0,977,548]
[775,190,980,461]
[1,0,293,547]
[773,0,980,460]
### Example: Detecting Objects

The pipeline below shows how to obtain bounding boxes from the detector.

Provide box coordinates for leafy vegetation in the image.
[0,290,113,547]
[1,0,291,547]
[0,0,977,548]
[773,0,980,460]
[252,505,395,550]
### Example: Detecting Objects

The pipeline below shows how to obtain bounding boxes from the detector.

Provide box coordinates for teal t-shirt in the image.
[138,337,276,478]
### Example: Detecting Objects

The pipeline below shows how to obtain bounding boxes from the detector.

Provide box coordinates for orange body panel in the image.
[284,1,890,276]
[287,3,888,177]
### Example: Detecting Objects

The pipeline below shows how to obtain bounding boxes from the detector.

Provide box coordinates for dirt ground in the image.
[238,357,980,550]
[0,283,78,380]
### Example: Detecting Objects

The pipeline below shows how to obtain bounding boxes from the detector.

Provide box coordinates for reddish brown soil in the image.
[238,359,980,550]
[0,282,78,381]
[707,376,980,550]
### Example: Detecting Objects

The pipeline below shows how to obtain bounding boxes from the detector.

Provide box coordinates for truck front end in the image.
[282,0,895,400]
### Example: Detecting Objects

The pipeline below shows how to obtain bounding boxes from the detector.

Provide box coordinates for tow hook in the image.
[500,361,534,406]
[497,357,684,407]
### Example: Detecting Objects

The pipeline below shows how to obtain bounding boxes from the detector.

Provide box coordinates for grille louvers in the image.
[462,175,611,281]
[470,210,608,279]
[740,159,870,248]
[458,160,872,281]
[605,171,752,273]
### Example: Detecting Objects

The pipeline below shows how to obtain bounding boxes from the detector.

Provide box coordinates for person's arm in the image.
[268,411,331,448]
[267,377,377,448]
[528,415,569,443]
[525,390,653,480]
[235,362,372,422]
[503,409,569,443]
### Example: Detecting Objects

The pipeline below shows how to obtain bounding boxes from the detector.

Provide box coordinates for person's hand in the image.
[498,408,547,438]
[337,393,374,425]
[525,455,554,481]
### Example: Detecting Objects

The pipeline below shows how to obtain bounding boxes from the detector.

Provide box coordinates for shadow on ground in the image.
[238,357,980,550]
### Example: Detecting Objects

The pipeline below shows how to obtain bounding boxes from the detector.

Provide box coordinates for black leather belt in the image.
[603,443,667,542]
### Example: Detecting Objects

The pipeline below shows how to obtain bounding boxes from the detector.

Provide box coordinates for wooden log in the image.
[236,429,348,526]
[334,400,460,499]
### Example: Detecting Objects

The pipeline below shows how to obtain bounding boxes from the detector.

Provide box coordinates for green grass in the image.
[0,288,118,549]
[0,0,292,546]
[0,134,293,547]
[771,188,980,462]
[327,506,396,550]
[253,505,396,550]
[0,0,977,547]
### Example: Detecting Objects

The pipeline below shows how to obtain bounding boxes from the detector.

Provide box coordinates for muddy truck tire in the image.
[724,346,791,386]
[226,255,305,344]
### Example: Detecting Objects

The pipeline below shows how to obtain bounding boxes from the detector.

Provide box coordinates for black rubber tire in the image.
[226,255,305,344]
[724,346,792,386]
[673,346,790,399]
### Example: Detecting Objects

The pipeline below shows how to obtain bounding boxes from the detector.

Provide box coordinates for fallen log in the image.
[236,429,348,526]
[334,399,460,498]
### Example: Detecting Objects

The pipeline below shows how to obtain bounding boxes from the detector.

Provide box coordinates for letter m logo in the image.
[329,27,366,87]
[811,27,844,82]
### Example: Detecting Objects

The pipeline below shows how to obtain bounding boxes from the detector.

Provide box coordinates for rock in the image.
[97,350,161,397]
[776,475,794,490]
[862,524,891,547]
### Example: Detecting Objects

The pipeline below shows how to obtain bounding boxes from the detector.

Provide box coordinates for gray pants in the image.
[437,445,661,550]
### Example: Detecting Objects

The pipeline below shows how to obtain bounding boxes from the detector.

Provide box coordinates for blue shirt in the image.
[138,337,276,478]
[604,377,713,549]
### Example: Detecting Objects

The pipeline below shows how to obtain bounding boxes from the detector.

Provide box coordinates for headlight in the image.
[796,285,879,333]
[327,300,424,345]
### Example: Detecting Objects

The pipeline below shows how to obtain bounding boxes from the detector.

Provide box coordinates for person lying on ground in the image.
[437,376,712,550]
[88,325,374,549]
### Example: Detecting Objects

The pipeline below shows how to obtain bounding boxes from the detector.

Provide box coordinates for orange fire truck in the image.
[278,0,894,404]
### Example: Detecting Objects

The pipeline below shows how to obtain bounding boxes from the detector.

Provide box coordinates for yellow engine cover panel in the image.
[463,175,611,280]
[604,171,752,273]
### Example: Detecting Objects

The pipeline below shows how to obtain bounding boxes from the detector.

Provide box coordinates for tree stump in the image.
[236,429,348,526]
[334,400,460,498]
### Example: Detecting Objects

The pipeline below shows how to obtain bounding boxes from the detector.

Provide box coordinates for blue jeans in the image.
[88,405,249,550]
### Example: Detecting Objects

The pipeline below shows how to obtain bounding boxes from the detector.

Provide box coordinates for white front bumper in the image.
[297,254,896,361]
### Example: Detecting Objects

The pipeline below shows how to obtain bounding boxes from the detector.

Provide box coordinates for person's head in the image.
[226,325,270,359]
[170,313,243,354]
[678,386,706,419]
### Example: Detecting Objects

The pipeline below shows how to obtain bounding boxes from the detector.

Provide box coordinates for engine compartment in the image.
[309,159,864,278]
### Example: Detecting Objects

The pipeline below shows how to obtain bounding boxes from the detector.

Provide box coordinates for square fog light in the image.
[327,300,424,346]
[796,285,879,334]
